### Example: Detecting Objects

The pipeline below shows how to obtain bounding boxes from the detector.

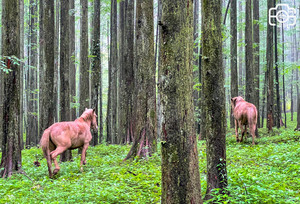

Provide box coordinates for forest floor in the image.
[0,113,299,203]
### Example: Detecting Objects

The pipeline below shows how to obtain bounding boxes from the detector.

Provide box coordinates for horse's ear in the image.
[231,97,237,107]
[85,108,88,111]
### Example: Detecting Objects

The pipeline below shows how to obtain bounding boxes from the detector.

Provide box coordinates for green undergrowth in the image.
[0,116,299,203]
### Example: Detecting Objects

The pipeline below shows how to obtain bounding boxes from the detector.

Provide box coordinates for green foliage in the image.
[0,114,299,203]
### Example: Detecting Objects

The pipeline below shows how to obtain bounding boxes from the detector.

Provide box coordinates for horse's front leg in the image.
[80,143,89,171]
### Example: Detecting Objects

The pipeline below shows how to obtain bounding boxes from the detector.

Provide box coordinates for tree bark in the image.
[160,1,202,203]
[38,0,44,138]
[91,0,101,146]
[26,0,38,147]
[274,19,280,128]
[282,26,287,128]
[119,0,135,145]
[107,0,118,144]
[40,0,55,139]
[59,0,72,162]
[253,0,260,130]
[238,1,244,96]
[267,0,274,132]
[202,0,228,200]
[245,0,254,104]
[80,0,89,114]
[124,0,156,160]
[69,0,76,120]
[0,0,22,178]
[230,0,238,129]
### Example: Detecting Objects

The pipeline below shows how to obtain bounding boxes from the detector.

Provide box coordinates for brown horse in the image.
[40,108,98,177]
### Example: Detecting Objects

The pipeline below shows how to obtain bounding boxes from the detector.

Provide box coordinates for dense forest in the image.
[0,0,299,203]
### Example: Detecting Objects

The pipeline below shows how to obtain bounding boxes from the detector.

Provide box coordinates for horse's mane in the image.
[78,109,93,122]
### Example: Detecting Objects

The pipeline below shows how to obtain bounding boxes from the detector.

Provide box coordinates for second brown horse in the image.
[40,108,98,177]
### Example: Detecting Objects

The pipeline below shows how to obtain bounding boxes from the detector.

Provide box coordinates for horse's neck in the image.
[76,117,91,127]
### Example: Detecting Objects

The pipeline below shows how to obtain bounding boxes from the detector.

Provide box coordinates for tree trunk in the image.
[0,0,22,178]
[160,1,202,203]
[296,68,300,130]
[230,0,238,129]
[238,1,244,96]
[274,19,280,128]
[54,0,60,123]
[202,0,228,200]
[253,0,260,130]
[91,0,101,146]
[267,0,274,132]
[282,25,287,128]
[69,0,76,121]
[26,0,38,147]
[80,0,89,114]
[107,0,118,144]
[245,0,254,104]
[40,0,55,139]
[124,0,156,160]
[38,0,44,138]
[119,0,135,144]
[59,0,72,162]
[19,0,25,149]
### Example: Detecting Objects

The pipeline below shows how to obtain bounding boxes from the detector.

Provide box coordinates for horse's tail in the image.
[40,129,52,177]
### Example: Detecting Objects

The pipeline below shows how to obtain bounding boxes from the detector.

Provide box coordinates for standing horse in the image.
[40,108,98,177]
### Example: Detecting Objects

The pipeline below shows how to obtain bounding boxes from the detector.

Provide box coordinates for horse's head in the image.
[82,108,98,131]
[91,108,98,131]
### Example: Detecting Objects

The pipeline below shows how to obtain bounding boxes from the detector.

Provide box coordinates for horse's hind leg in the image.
[80,144,89,172]
[50,146,68,175]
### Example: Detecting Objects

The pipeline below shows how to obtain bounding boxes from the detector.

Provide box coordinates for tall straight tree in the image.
[230,0,238,128]
[69,0,76,120]
[160,0,202,203]
[39,0,44,137]
[60,0,72,162]
[91,0,101,146]
[40,0,55,139]
[193,0,200,133]
[202,0,228,199]
[118,0,135,144]
[0,0,21,178]
[245,0,254,104]
[266,0,274,131]
[238,1,244,96]
[253,0,260,129]
[80,0,89,114]
[26,0,38,147]
[296,69,300,131]
[20,0,24,148]
[274,15,280,128]
[282,25,287,128]
[107,0,118,144]
[124,0,156,160]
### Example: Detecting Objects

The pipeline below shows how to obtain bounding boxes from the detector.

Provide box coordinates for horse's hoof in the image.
[83,161,86,165]
[53,169,60,175]
[80,167,84,172]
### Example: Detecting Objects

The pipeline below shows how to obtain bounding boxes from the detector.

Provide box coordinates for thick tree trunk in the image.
[80,0,89,114]
[69,0,76,121]
[160,1,202,203]
[40,0,55,139]
[0,0,22,178]
[266,0,274,132]
[202,0,228,200]
[124,0,156,160]
[91,0,101,146]
[245,0,254,104]
[253,0,260,130]
[59,0,72,162]
[107,0,118,144]
[230,0,238,129]
[296,69,300,130]
[119,0,134,144]
[26,0,38,147]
